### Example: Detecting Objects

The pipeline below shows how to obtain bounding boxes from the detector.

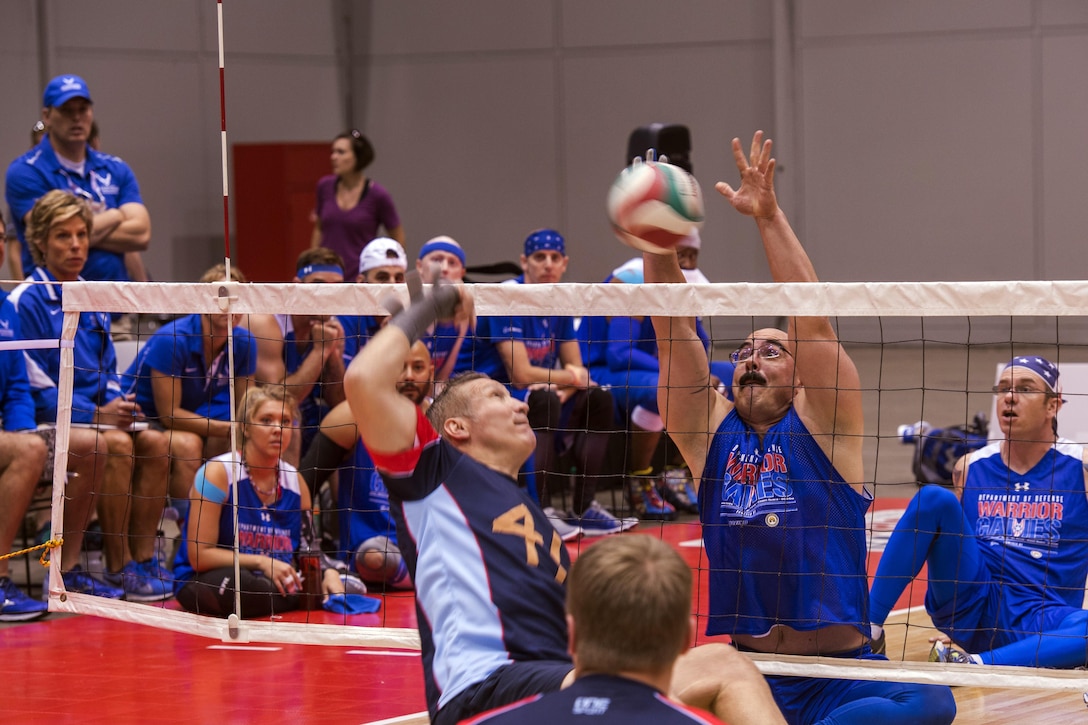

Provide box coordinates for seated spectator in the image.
[470,229,633,536]
[173,386,344,618]
[467,535,730,725]
[3,190,169,601]
[0,226,50,619]
[246,248,347,464]
[578,259,676,520]
[299,340,432,590]
[123,263,256,526]
[416,236,470,384]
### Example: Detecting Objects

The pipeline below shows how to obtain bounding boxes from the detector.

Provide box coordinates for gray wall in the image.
[2,0,1087,286]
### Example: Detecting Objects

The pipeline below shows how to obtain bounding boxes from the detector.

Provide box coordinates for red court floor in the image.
[2,502,917,724]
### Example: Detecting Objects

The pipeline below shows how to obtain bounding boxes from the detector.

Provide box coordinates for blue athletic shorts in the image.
[433,659,572,725]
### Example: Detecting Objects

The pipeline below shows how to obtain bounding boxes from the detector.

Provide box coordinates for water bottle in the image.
[298,547,323,611]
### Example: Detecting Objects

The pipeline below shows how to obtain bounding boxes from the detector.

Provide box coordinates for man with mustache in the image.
[642,131,956,725]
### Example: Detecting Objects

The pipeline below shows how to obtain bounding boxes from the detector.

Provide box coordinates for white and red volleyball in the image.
[607,160,704,254]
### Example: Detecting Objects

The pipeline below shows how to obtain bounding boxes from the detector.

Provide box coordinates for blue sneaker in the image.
[61,565,124,599]
[0,577,48,621]
[103,559,173,602]
[576,501,637,537]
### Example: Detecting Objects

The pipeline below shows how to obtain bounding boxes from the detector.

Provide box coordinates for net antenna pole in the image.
[214,0,244,633]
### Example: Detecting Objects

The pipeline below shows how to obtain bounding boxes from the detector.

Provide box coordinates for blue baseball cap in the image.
[43,75,92,108]
[524,229,565,256]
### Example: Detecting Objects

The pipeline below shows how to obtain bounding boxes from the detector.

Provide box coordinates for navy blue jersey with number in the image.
[368,407,571,719]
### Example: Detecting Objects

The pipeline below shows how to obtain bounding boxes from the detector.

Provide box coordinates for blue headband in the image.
[297,263,344,279]
[1004,356,1061,393]
[418,240,466,266]
[524,229,565,256]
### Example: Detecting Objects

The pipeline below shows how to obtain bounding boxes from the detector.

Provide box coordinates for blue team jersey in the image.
[426,320,466,376]
[2,269,120,424]
[5,137,143,282]
[961,440,1088,623]
[368,407,571,719]
[701,407,872,638]
[465,674,726,725]
[123,314,256,421]
[0,289,38,432]
[472,313,577,385]
[277,314,344,435]
[172,452,304,585]
[337,441,398,560]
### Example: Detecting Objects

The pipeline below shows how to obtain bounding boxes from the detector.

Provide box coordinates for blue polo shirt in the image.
[1,268,121,424]
[123,314,257,421]
[5,137,144,283]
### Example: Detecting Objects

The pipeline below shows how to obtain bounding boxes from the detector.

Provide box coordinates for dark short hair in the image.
[335,130,375,171]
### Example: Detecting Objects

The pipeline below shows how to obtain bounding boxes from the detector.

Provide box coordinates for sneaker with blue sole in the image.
[103,559,173,602]
[0,576,48,621]
[59,565,124,599]
[543,507,582,542]
[576,501,639,537]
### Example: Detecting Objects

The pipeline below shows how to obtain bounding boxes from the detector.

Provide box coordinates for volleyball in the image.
[607,160,704,254]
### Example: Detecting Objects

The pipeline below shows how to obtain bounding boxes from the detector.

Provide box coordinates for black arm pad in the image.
[387,282,461,344]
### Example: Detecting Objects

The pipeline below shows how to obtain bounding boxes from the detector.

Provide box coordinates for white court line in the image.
[361,711,429,725]
[346,650,420,657]
[207,644,282,652]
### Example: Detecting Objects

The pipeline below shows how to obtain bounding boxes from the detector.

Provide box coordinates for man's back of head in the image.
[567,535,691,676]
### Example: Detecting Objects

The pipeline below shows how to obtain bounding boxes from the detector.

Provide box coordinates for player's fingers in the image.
[715,181,736,200]
[749,130,764,166]
[765,158,777,187]
[730,137,746,172]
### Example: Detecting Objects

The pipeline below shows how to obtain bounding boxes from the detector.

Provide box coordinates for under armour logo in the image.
[1014,482,1030,492]
[60,77,83,92]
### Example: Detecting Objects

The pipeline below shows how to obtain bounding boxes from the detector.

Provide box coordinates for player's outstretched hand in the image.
[715,130,779,221]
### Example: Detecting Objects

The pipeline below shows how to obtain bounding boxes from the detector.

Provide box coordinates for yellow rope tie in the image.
[0,537,64,567]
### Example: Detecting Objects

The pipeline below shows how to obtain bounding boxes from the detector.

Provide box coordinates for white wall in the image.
[2,0,1088,291]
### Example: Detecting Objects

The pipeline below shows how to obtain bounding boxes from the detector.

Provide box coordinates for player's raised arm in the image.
[720,131,863,482]
[345,281,468,454]
[644,252,729,481]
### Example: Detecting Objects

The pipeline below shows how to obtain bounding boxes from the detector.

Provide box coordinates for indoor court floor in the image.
[5,343,1088,723]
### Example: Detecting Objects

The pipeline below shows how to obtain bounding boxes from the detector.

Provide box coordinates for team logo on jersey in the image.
[572,697,611,716]
[976,492,1063,549]
[1014,482,1030,491]
[718,444,796,523]
[91,171,119,196]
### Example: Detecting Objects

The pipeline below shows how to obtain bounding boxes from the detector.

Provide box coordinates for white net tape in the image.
[43,278,1088,690]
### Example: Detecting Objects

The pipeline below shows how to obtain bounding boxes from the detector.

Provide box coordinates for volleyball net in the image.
[28,277,1088,692]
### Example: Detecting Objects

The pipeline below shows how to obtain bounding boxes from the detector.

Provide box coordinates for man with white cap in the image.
[356,236,407,285]
[870,355,1088,668]
[5,75,150,285]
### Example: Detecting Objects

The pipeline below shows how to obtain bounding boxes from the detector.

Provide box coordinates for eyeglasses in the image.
[730,341,792,364]
[992,384,1048,396]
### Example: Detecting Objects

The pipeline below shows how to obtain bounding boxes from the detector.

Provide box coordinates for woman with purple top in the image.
[310,130,404,281]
